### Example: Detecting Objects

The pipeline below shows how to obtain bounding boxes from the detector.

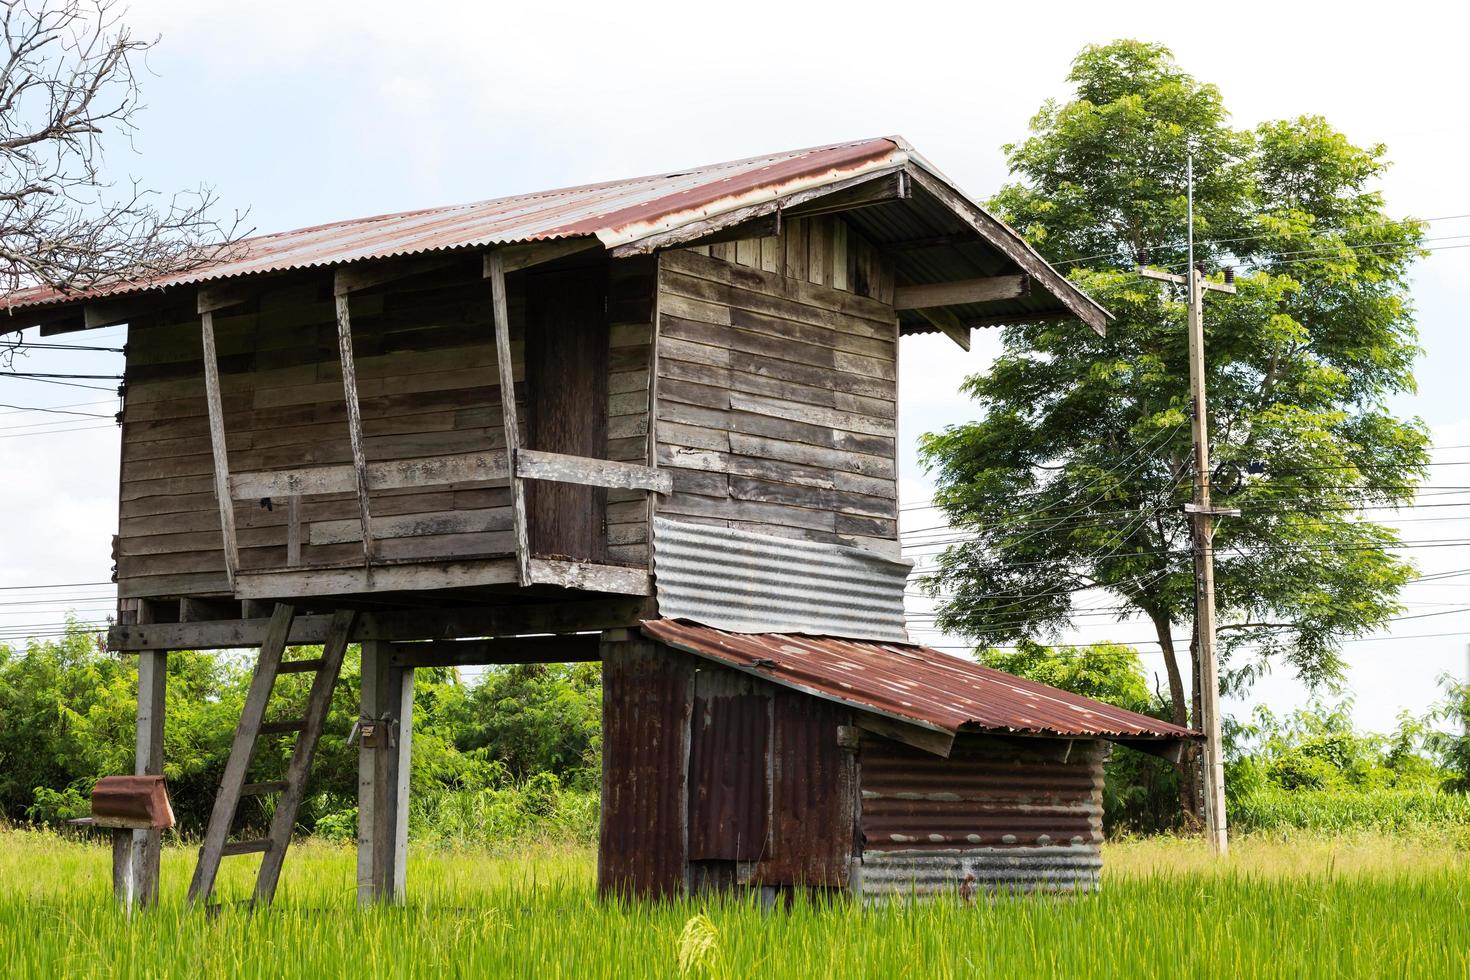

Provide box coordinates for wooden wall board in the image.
[654,229,900,552]
[116,258,655,599]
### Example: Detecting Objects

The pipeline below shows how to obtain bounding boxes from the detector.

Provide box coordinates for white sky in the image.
[2,0,1468,731]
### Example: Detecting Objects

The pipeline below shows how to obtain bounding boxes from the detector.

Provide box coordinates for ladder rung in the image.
[258,719,305,735]
[276,658,325,674]
[221,839,272,856]
[241,781,289,796]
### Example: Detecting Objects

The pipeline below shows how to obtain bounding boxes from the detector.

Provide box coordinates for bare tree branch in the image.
[0,1,246,367]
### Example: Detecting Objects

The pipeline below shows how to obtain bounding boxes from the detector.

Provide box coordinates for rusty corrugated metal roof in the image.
[640,619,1195,744]
[1,138,903,313]
[0,136,1110,334]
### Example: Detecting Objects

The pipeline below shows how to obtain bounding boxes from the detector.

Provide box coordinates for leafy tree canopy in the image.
[922,40,1429,736]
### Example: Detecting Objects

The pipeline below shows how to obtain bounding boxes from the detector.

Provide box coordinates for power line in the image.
[0,341,125,353]
[0,402,114,419]
[0,422,116,439]
[0,375,119,391]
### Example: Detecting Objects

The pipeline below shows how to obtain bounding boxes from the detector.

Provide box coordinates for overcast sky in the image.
[2,0,1467,731]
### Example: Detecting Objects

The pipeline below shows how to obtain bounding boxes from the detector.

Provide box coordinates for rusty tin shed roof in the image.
[641,619,1194,752]
[0,136,1108,334]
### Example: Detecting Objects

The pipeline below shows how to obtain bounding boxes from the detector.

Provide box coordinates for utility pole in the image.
[1138,154,1237,855]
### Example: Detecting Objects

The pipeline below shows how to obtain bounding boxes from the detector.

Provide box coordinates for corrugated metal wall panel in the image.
[858,735,1105,897]
[688,687,770,862]
[859,847,1102,897]
[652,517,911,642]
[598,634,695,899]
[756,689,855,888]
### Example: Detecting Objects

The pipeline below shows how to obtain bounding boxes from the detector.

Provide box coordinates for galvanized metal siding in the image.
[858,735,1106,897]
[651,518,911,642]
[598,634,694,899]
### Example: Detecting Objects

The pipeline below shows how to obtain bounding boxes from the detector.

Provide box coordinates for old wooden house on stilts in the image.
[2,137,1191,906]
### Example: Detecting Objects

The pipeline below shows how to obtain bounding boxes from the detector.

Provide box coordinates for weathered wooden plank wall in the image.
[655,215,901,557]
[605,258,656,566]
[117,258,652,599]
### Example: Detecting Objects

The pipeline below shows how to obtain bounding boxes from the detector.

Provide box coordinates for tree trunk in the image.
[1150,610,1199,828]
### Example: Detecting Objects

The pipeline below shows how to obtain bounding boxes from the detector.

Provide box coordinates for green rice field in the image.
[3,829,1467,978]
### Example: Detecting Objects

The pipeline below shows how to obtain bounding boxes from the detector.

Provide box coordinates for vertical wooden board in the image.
[333,294,376,566]
[759,236,780,273]
[735,238,758,268]
[199,311,240,586]
[487,251,531,585]
[832,220,849,292]
[807,216,827,286]
[785,218,808,281]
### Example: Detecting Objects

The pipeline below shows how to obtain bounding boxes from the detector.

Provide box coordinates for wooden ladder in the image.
[187,604,357,908]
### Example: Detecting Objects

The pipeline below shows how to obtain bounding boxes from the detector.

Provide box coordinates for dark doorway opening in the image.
[524,265,609,562]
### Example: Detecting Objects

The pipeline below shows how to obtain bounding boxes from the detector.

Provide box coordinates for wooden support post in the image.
[129,649,167,908]
[198,309,240,587]
[357,640,413,904]
[332,289,376,569]
[485,251,531,586]
[112,830,135,911]
[286,494,302,567]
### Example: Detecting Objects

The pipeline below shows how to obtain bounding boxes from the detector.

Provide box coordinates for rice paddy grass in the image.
[3,829,1467,978]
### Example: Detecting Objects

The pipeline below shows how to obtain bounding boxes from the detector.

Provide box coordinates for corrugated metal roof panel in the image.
[651,517,912,644]
[640,618,1196,743]
[1,138,903,312]
[1,136,1109,334]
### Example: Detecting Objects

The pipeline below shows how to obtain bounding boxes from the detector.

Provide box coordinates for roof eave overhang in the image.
[641,623,1194,760]
[606,157,1111,335]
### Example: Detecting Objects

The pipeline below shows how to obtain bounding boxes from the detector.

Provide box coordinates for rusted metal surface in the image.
[2,139,900,313]
[857,735,1105,897]
[598,633,694,899]
[640,619,1195,745]
[755,687,855,888]
[1,137,1110,336]
[688,685,769,862]
[652,517,911,643]
[90,775,175,830]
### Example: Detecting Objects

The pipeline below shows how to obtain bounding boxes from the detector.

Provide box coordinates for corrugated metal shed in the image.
[0,136,1108,334]
[640,619,1195,748]
[652,517,911,643]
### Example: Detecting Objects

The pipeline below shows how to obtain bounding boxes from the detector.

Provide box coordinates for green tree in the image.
[921,40,1428,814]
[1429,673,1470,792]
[441,663,602,789]
[983,641,1181,831]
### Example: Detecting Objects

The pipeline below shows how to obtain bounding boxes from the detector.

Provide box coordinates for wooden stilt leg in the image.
[358,641,414,904]
[130,649,166,908]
